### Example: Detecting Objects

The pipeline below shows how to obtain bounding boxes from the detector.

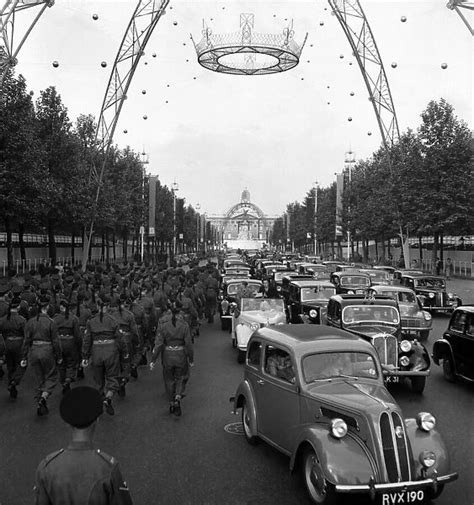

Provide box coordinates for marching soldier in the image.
[34,386,133,505]
[0,297,27,398]
[23,295,62,416]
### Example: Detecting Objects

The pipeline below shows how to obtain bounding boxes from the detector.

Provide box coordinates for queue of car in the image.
[216,251,469,504]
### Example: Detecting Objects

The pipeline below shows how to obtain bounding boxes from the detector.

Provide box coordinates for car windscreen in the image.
[378,291,416,303]
[274,271,293,281]
[301,286,336,301]
[303,352,379,382]
[415,278,445,289]
[340,276,370,286]
[241,298,285,312]
[227,283,261,296]
[342,305,400,324]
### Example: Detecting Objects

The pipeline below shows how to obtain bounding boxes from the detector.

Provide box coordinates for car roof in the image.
[370,285,415,294]
[402,273,444,279]
[330,294,398,306]
[252,325,375,355]
[290,280,335,287]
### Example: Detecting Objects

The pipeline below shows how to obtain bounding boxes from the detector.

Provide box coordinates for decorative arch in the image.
[225,201,265,219]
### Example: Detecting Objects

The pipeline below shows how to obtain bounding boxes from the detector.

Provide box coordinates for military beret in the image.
[99,293,112,305]
[60,386,103,428]
[11,285,23,296]
[59,298,70,308]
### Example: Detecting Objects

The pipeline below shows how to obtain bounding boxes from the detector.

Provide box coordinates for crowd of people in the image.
[0,259,221,418]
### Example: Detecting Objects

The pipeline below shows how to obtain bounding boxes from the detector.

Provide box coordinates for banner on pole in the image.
[148,176,157,236]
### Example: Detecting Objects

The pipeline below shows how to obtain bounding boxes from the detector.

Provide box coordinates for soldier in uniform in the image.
[150,301,194,416]
[23,295,62,416]
[0,283,10,378]
[0,297,27,398]
[34,386,133,505]
[82,295,127,416]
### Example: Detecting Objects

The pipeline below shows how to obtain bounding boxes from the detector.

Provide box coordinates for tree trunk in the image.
[123,228,128,261]
[439,232,444,262]
[105,229,110,264]
[375,240,379,262]
[112,230,116,262]
[432,232,439,274]
[18,222,26,264]
[5,215,14,274]
[71,230,75,265]
[381,238,386,262]
[418,236,423,263]
[101,232,106,262]
[47,218,57,265]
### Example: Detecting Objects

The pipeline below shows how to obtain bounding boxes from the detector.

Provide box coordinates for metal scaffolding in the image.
[447,0,474,35]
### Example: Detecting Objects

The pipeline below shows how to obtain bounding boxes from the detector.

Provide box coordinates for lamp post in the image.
[344,150,355,262]
[313,181,318,256]
[195,203,200,253]
[171,181,179,257]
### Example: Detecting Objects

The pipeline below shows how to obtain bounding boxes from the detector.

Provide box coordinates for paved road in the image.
[1,277,473,505]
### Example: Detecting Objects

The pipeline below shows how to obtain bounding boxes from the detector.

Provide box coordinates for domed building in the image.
[207,189,277,250]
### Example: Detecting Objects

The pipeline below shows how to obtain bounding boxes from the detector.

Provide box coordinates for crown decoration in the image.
[191,13,307,75]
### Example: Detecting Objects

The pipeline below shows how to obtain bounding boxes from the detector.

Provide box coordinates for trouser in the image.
[58,337,80,385]
[130,334,143,368]
[118,332,131,380]
[162,350,190,402]
[91,343,120,397]
[29,344,58,400]
[205,294,217,322]
[5,339,26,385]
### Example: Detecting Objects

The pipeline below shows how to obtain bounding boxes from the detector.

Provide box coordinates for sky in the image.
[12,0,473,218]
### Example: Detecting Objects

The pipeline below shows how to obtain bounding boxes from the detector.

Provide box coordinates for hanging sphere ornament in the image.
[320,22,324,26]
[327,85,330,89]
[52,60,59,67]
[348,117,352,122]
[29,90,34,96]
[123,129,128,134]
[441,62,448,69]
[391,62,397,68]
[350,92,354,96]
[142,90,146,94]
[401,16,407,22]
[368,131,372,136]
[152,53,157,57]
[143,115,148,120]
[144,61,148,65]
[173,21,177,26]
[101,61,107,68]
[92,13,98,20]
[339,54,344,59]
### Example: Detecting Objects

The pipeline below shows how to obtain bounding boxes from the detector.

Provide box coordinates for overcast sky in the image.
[14,0,473,217]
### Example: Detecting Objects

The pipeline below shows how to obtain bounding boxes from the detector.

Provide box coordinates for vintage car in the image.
[286,280,336,324]
[219,279,262,331]
[232,297,286,363]
[359,268,391,286]
[232,325,457,504]
[268,269,295,295]
[326,294,430,393]
[393,269,424,281]
[399,274,462,313]
[373,265,396,280]
[222,266,251,279]
[307,264,332,280]
[369,285,433,341]
[432,306,474,383]
[280,273,314,304]
[330,270,371,295]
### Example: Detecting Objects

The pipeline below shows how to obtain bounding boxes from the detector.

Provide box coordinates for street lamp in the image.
[195,203,200,253]
[171,181,179,257]
[313,181,318,256]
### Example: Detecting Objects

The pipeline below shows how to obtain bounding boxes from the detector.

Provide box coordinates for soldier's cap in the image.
[109,295,120,307]
[59,298,70,308]
[60,386,103,428]
[38,295,51,306]
[98,293,112,305]
[11,285,23,296]
[10,297,22,308]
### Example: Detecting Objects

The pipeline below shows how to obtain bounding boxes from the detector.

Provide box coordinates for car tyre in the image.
[237,350,246,364]
[241,401,258,445]
[442,357,456,383]
[410,376,426,394]
[301,448,338,505]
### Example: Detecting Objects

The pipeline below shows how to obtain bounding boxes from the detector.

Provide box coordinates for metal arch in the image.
[447,0,474,35]
[328,0,400,149]
[81,0,170,269]
[225,202,265,219]
[0,0,54,87]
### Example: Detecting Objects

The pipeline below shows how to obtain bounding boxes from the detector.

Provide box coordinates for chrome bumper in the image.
[336,471,458,494]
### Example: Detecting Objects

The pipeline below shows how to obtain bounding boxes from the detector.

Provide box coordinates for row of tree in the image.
[272,99,473,264]
[0,70,211,271]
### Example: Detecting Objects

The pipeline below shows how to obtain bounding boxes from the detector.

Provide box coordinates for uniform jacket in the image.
[53,313,81,348]
[109,308,140,342]
[82,313,124,360]
[151,315,193,364]
[0,311,26,340]
[34,441,133,505]
[23,314,60,359]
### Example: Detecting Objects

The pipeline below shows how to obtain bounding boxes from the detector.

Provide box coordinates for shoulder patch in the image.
[96,449,116,465]
[44,448,65,466]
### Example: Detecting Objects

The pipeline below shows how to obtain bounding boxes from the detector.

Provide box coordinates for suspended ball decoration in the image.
[391,62,397,68]
[183,42,186,46]
[320,22,324,26]
[186,59,189,62]
[327,85,330,89]
[144,61,148,65]
[123,129,128,134]
[167,84,170,87]
[142,90,146,94]
[349,62,353,66]
[348,117,352,122]
[193,77,197,80]
[368,131,372,136]
[301,77,304,81]
[441,62,448,69]
[165,100,169,103]
[173,21,178,26]
[52,60,59,67]
[29,90,34,96]
[310,44,314,47]
[327,102,330,105]
[401,16,407,22]
[339,54,344,59]
[152,53,157,57]
[143,115,148,120]
[92,14,99,20]
[101,61,107,68]
[307,60,310,63]
[350,92,354,96]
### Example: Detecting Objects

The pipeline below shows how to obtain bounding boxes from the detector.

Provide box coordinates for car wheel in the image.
[232,337,236,348]
[237,350,246,364]
[410,376,426,394]
[241,401,258,445]
[442,357,456,383]
[419,330,429,342]
[302,448,338,505]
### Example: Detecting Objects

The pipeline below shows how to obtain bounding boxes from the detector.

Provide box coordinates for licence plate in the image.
[385,376,399,383]
[380,489,424,504]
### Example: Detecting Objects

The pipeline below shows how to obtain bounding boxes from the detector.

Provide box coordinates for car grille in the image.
[380,412,411,483]
[401,317,421,328]
[372,335,397,367]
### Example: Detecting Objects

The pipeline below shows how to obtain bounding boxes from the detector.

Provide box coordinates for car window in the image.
[450,311,467,332]
[242,299,284,312]
[466,315,474,337]
[340,275,370,286]
[301,287,336,302]
[398,291,416,303]
[342,305,399,324]
[248,341,262,368]
[264,345,296,384]
[303,352,378,382]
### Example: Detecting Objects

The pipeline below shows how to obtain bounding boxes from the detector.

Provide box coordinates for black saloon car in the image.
[286,280,336,324]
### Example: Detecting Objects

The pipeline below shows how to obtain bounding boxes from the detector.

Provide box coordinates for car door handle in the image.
[256,379,265,385]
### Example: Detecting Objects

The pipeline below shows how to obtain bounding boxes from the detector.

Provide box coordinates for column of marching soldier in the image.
[0,260,221,417]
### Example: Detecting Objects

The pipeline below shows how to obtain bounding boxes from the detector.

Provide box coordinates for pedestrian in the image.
[34,386,133,505]
[445,257,454,280]
[54,299,81,395]
[436,257,443,276]
[149,301,194,416]
[0,297,27,398]
[22,295,62,416]
[82,295,128,416]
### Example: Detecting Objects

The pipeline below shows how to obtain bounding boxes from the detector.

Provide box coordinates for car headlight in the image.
[330,418,348,438]
[447,292,454,299]
[416,412,436,432]
[428,292,435,299]
[249,322,260,331]
[277,286,281,291]
[423,311,432,321]
[347,290,355,294]
[399,356,410,367]
[419,451,437,468]
[309,309,318,318]
[400,340,412,353]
